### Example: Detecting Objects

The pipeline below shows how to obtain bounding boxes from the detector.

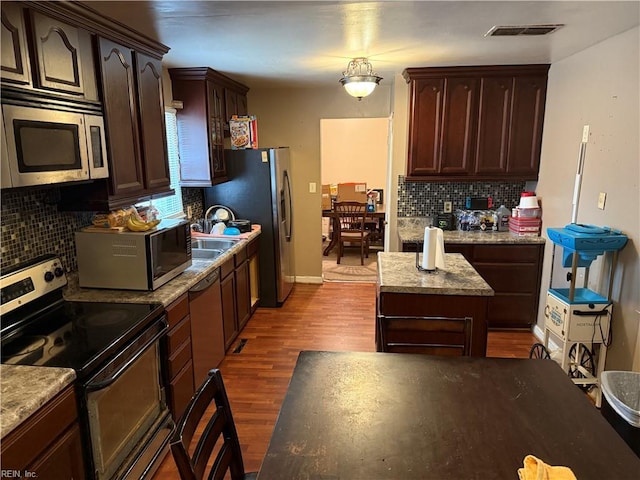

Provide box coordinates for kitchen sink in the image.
[191,248,224,260]
[192,238,239,251]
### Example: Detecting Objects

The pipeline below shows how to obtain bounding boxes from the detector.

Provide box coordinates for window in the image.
[139,108,183,218]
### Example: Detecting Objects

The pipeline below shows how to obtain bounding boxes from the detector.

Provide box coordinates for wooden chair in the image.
[378,315,473,356]
[170,369,257,480]
[334,201,371,265]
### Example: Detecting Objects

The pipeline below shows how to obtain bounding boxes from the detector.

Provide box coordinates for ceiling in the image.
[84,1,640,90]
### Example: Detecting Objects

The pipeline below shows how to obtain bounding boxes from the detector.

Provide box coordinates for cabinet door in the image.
[169,361,195,421]
[221,272,238,350]
[29,423,85,479]
[136,52,171,193]
[98,37,145,198]
[1,3,31,85]
[29,11,84,95]
[407,78,444,176]
[439,77,478,175]
[208,83,228,182]
[224,88,238,121]
[237,93,248,117]
[506,75,547,176]
[475,77,513,174]
[236,260,250,331]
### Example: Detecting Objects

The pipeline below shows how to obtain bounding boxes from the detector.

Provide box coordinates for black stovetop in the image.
[1,299,164,379]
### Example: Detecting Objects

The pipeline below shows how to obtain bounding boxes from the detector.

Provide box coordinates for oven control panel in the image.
[0,256,67,316]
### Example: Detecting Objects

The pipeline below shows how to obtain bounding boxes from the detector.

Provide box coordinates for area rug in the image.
[322,244,378,283]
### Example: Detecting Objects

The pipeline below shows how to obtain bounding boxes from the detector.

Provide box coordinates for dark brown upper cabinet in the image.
[403,65,549,181]
[1,2,31,85]
[1,3,98,101]
[95,38,170,204]
[169,67,249,187]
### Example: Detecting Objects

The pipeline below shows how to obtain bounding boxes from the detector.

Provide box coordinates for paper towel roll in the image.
[421,226,445,271]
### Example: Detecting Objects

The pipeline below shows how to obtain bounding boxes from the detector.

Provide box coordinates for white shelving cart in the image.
[530,223,628,407]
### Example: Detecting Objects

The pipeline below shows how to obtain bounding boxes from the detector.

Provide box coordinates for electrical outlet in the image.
[444,201,452,213]
[597,192,607,210]
[186,205,193,219]
[309,182,316,193]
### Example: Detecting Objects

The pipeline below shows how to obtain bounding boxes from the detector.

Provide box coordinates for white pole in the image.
[571,126,590,224]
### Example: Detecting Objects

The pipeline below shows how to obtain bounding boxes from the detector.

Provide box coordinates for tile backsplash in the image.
[0,186,93,272]
[1,186,205,273]
[397,176,527,217]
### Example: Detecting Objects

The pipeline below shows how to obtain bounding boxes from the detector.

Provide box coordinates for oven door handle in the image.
[85,317,168,391]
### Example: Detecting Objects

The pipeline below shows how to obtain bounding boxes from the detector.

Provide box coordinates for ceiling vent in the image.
[485,24,564,37]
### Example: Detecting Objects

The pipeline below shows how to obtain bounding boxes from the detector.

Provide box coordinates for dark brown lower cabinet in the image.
[235,246,251,331]
[221,256,239,351]
[164,294,195,421]
[401,242,543,328]
[376,290,489,356]
[0,385,85,478]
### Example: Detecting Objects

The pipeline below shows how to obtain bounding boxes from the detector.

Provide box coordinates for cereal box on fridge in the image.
[229,115,258,149]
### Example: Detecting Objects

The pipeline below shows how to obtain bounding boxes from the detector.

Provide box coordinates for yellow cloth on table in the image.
[517,455,577,480]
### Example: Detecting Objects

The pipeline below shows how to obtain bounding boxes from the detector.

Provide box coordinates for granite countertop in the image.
[397,217,545,245]
[1,229,261,439]
[377,252,494,296]
[1,365,76,438]
[64,227,261,306]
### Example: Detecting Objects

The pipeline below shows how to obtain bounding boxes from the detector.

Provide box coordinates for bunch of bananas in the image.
[126,216,161,232]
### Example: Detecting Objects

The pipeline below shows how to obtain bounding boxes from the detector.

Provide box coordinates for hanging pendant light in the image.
[339,57,383,100]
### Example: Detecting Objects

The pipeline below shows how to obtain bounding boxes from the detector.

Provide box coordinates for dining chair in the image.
[334,201,371,265]
[378,315,473,356]
[170,369,258,480]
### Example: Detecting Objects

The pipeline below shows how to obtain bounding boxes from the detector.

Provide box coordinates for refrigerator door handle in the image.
[282,169,292,241]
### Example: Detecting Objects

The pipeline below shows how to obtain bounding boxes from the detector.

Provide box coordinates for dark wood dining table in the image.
[257,351,640,479]
[322,205,385,255]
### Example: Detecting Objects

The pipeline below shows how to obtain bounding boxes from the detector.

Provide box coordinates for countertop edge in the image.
[63,228,262,306]
[1,365,76,438]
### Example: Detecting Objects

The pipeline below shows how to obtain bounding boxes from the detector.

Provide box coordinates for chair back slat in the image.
[379,316,473,356]
[170,369,249,480]
[333,201,371,265]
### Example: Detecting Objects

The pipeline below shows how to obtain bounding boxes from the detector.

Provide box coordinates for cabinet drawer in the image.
[444,243,474,261]
[167,316,191,353]
[169,361,195,421]
[166,293,189,330]
[473,244,541,263]
[473,264,539,293]
[1,386,77,470]
[167,337,192,379]
[221,256,235,279]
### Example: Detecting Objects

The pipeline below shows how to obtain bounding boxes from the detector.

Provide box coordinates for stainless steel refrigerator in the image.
[205,147,293,307]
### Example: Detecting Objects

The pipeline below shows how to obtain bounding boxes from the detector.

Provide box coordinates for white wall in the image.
[320,118,389,191]
[536,27,640,371]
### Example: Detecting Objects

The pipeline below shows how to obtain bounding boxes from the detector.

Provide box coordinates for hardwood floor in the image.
[152,282,537,479]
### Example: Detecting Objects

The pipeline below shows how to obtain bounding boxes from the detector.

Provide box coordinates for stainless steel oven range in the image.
[0,255,173,480]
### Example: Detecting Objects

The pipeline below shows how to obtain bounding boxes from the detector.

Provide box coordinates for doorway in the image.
[320,117,390,282]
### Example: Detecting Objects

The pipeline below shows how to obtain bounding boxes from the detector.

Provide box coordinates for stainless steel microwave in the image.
[76,219,192,291]
[1,104,108,188]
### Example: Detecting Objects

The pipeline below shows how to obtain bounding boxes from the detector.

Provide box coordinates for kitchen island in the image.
[398,218,545,328]
[377,252,493,356]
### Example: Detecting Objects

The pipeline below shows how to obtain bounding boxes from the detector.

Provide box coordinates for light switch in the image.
[309,182,316,193]
[597,192,606,210]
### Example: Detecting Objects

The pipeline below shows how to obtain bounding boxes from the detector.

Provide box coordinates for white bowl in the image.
[519,196,539,208]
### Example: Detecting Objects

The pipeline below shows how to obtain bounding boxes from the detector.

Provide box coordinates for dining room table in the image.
[256,350,640,479]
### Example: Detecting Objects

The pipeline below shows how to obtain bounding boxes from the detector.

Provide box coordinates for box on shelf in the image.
[321,184,332,210]
[337,182,367,203]
[230,115,258,149]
